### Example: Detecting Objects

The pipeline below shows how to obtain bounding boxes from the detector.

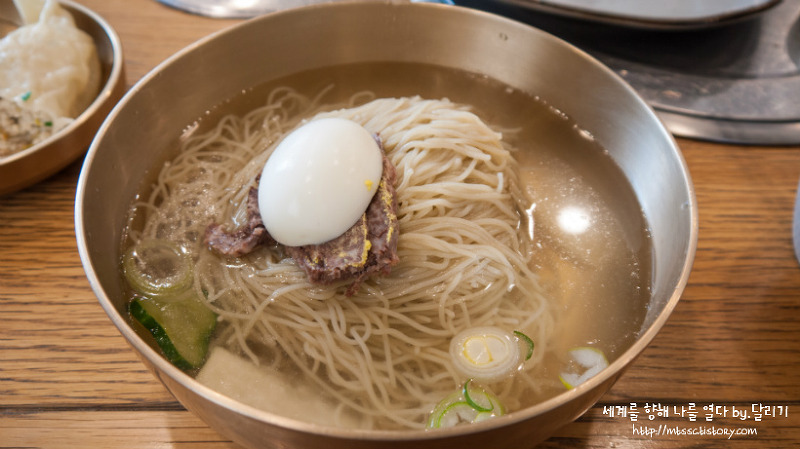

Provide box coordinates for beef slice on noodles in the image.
[205,152,399,295]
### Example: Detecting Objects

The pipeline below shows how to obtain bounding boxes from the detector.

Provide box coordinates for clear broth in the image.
[132,61,652,427]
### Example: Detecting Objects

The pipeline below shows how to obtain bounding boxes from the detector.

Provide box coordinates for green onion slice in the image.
[513,330,535,361]
[462,379,494,412]
[449,326,520,382]
[427,382,505,429]
[559,346,609,389]
[21,91,31,101]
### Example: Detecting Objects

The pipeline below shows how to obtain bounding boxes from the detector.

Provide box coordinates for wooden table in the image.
[2,1,799,447]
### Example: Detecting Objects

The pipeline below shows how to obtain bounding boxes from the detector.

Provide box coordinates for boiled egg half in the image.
[258,117,383,247]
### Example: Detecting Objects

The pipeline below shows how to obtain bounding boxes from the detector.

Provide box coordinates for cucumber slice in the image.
[130,294,217,370]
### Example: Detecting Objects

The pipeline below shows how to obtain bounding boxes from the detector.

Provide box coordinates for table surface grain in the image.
[2,1,800,448]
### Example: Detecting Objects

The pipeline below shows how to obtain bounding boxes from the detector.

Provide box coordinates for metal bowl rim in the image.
[76,0,698,441]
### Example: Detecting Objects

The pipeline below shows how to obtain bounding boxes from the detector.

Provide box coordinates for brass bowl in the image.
[0,0,125,195]
[75,2,697,448]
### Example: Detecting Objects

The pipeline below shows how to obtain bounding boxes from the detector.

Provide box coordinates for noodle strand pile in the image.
[128,89,553,429]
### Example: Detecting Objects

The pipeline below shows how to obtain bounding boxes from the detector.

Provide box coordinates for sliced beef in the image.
[204,152,399,295]
[204,187,275,257]
[286,154,399,295]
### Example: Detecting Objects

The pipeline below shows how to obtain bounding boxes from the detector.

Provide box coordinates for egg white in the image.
[258,117,383,247]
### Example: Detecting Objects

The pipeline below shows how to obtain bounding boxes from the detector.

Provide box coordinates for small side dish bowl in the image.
[0,0,125,195]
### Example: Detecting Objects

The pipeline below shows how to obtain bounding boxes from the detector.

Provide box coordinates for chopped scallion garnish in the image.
[559,347,609,389]
[450,326,520,382]
[427,382,505,429]
[21,91,31,101]
[462,379,493,412]
[513,330,535,361]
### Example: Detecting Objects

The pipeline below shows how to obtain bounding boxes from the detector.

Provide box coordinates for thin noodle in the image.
[127,89,554,430]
